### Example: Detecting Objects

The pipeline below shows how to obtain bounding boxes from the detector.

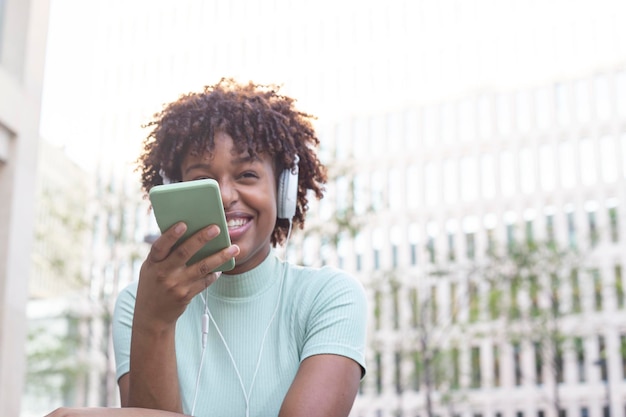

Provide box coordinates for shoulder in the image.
[113,281,139,318]
[283,263,367,307]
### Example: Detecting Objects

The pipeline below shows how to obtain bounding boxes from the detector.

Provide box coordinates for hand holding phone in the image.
[149,179,235,272]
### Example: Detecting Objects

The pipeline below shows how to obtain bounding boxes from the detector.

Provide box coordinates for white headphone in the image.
[277,155,299,220]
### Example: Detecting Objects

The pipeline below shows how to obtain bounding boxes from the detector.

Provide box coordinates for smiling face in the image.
[180,131,278,274]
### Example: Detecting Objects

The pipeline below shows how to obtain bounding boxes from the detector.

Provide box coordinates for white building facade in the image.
[302,66,626,417]
[0,0,50,416]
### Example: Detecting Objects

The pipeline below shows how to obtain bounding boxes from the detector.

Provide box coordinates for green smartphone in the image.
[148,179,235,272]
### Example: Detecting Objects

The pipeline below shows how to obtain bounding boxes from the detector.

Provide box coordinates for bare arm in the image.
[279,354,362,417]
[124,222,239,412]
[44,407,188,417]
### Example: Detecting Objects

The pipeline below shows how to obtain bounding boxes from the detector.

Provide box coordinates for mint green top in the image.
[112,252,368,417]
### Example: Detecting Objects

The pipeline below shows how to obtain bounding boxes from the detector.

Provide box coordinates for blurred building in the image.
[303,65,626,417]
[21,139,93,416]
[0,0,51,416]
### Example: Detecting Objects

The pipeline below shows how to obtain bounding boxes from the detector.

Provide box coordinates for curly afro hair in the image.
[137,78,327,246]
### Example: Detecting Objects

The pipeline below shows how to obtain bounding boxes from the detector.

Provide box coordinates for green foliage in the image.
[25,313,88,403]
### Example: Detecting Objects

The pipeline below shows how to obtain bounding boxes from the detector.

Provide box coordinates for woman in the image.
[46,79,367,417]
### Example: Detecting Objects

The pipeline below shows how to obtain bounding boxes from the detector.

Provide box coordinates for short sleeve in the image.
[112,282,138,381]
[299,269,368,377]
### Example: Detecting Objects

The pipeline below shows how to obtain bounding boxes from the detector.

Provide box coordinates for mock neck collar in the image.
[206,251,281,299]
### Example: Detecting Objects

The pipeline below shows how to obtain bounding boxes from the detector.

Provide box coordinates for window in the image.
[516,91,532,132]
[539,144,556,191]
[615,265,624,309]
[595,74,612,121]
[409,223,419,266]
[478,94,493,139]
[450,282,458,323]
[391,283,400,330]
[571,269,582,313]
[534,342,543,385]
[335,122,351,159]
[493,345,501,387]
[460,156,478,201]
[598,336,608,382]
[469,281,479,322]
[459,98,476,142]
[608,203,619,243]
[423,105,439,146]
[430,285,438,325]
[370,116,385,157]
[580,138,597,186]
[411,351,421,391]
[426,222,437,263]
[559,141,576,189]
[617,70,626,118]
[466,232,476,260]
[388,168,403,210]
[409,288,419,328]
[371,170,385,210]
[592,269,603,311]
[587,203,599,247]
[451,347,460,389]
[443,159,458,204]
[388,112,404,153]
[575,337,586,382]
[513,343,522,385]
[500,151,516,197]
[545,209,556,243]
[446,220,457,262]
[442,103,456,144]
[394,351,403,394]
[575,79,591,124]
[567,209,577,248]
[481,154,496,198]
[372,228,384,271]
[353,118,368,160]
[619,335,626,379]
[375,351,383,394]
[391,226,401,269]
[424,162,439,205]
[535,87,552,129]
[520,148,535,194]
[496,93,512,136]
[556,340,564,383]
[555,82,571,126]
[406,164,420,209]
[600,135,618,182]
[471,346,481,388]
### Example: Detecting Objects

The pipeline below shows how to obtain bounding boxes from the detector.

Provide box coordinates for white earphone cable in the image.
[191,221,293,417]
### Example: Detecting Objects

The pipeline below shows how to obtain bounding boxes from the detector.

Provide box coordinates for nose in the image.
[219,179,238,210]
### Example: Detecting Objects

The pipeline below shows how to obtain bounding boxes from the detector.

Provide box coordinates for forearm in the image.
[45,407,189,417]
[128,323,182,412]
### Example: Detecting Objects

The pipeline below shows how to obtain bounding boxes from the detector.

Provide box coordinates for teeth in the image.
[227,218,247,228]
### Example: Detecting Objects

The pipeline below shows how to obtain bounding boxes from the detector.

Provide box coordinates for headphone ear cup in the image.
[277,156,299,219]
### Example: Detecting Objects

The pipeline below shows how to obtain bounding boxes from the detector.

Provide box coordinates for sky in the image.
[38,0,626,173]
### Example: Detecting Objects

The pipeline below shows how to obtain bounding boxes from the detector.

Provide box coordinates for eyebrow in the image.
[183,155,258,175]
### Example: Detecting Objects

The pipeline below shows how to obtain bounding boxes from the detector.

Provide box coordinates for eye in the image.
[240,171,258,179]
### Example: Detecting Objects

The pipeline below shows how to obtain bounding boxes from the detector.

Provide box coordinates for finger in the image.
[188,245,240,294]
[170,224,222,265]
[148,222,187,262]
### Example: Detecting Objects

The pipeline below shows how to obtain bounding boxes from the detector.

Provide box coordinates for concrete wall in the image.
[0,0,50,415]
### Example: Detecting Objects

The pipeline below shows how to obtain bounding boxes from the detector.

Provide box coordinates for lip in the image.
[224,212,253,241]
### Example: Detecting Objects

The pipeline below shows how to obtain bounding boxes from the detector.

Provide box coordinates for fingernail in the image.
[206,225,220,238]
[227,245,239,256]
[215,271,222,279]
[175,222,186,235]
